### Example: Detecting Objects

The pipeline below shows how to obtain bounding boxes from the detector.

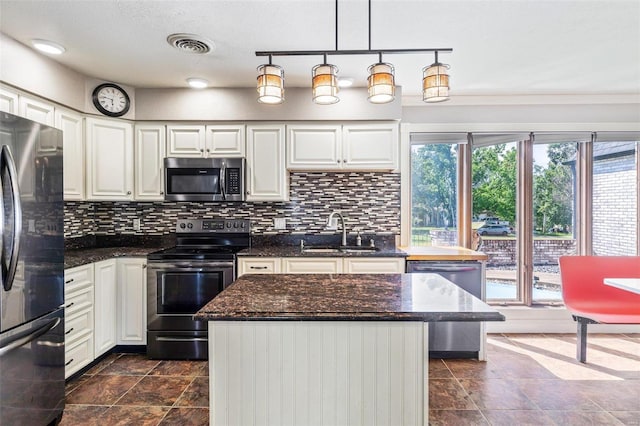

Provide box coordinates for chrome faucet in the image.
[327,211,347,246]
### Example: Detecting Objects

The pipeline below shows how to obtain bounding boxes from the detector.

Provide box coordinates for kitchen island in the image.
[195,273,504,426]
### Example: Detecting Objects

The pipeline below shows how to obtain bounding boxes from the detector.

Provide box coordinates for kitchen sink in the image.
[302,246,380,253]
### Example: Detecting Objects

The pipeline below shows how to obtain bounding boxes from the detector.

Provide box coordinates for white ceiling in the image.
[1,0,639,99]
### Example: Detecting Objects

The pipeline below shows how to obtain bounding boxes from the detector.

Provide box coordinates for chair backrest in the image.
[559,256,640,308]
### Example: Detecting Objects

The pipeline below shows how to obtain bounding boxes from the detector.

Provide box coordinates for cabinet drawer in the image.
[343,258,405,273]
[65,287,93,316]
[65,335,94,379]
[283,258,343,273]
[64,264,94,295]
[238,258,281,276]
[65,307,93,343]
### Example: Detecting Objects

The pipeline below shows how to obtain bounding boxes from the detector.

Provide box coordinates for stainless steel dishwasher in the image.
[406,260,484,358]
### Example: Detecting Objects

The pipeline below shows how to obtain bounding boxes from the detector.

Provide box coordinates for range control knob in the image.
[187,223,193,229]
[179,223,186,229]
[240,222,245,228]
[227,222,232,228]
[234,222,238,228]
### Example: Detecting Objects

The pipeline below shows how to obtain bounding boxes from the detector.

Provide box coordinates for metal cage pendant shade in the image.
[257,57,285,104]
[422,52,450,103]
[312,59,340,105]
[367,57,395,104]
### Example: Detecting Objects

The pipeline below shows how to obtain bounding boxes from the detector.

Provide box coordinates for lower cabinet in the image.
[238,256,405,277]
[64,257,147,378]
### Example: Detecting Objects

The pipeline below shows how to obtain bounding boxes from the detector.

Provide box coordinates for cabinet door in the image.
[19,95,55,126]
[286,124,342,169]
[238,257,282,277]
[86,117,134,200]
[0,87,19,114]
[94,259,117,357]
[205,124,245,157]
[343,257,405,273]
[135,124,166,200]
[342,123,398,170]
[246,124,288,201]
[282,257,343,273]
[116,258,147,346]
[166,125,206,157]
[56,109,85,200]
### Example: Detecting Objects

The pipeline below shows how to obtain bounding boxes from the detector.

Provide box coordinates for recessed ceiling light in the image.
[338,78,354,88]
[31,39,66,55]
[187,78,209,89]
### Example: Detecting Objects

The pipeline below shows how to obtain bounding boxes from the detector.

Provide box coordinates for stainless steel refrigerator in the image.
[0,112,65,425]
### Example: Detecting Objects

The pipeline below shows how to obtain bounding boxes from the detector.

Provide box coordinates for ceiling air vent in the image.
[167,33,215,54]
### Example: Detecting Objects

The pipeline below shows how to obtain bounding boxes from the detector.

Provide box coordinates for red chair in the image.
[558,256,640,363]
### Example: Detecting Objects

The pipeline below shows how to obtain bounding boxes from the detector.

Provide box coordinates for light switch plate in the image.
[274,218,286,230]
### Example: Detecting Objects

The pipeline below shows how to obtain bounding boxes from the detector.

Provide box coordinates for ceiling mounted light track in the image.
[255,0,452,105]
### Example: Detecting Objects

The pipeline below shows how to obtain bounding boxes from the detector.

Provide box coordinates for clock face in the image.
[92,83,130,117]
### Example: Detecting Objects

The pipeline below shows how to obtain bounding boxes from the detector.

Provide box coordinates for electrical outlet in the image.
[133,218,141,231]
[274,218,286,230]
[28,219,36,232]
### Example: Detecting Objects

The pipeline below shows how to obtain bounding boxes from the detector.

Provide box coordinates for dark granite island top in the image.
[194,273,504,322]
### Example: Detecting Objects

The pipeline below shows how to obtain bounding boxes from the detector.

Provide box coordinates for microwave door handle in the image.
[220,163,226,200]
[1,146,22,292]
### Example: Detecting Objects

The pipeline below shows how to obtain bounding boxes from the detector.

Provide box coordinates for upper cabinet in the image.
[287,122,398,171]
[167,124,245,158]
[19,95,55,127]
[0,87,19,114]
[246,124,288,201]
[135,124,165,201]
[55,108,85,200]
[86,117,134,201]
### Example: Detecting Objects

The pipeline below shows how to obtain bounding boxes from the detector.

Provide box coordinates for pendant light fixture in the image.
[255,0,452,105]
[256,55,285,104]
[422,51,450,103]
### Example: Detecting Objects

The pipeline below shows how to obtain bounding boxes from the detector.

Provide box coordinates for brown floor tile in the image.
[149,360,208,377]
[579,381,640,412]
[544,410,626,425]
[159,407,209,426]
[59,405,109,426]
[444,358,500,379]
[428,409,488,425]
[100,405,169,426]
[98,354,160,376]
[83,353,122,375]
[609,411,640,425]
[458,378,537,410]
[66,375,141,405]
[428,378,477,410]
[65,375,90,396]
[175,376,209,407]
[482,409,556,425]
[515,379,601,411]
[116,376,193,407]
[429,359,453,379]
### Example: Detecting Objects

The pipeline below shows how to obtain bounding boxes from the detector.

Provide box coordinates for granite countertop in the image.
[237,246,407,258]
[194,273,505,322]
[64,246,165,269]
[400,246,488,261]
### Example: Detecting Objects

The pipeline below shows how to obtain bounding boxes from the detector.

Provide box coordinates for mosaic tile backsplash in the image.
[64,172,400,238]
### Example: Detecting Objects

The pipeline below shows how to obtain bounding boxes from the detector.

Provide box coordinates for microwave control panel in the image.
[226,168,241,194]
[176,219,251,233]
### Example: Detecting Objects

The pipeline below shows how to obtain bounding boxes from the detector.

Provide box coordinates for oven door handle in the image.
[156,336,208,342]
[148,262,234,270]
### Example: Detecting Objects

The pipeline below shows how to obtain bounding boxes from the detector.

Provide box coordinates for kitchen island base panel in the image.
[209,321,428,426]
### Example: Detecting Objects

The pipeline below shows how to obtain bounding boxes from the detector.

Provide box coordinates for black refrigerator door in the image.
[0,308,65,425]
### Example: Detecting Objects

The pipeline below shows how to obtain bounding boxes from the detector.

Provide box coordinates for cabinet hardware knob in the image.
[65,328,74,335]
[65,278,74,284]
[142,264,147,269]
[65,302,74,309]
[65,359,74,366]
[200,149,204,153]
[337,159,341,163]
[127,191,131,195]
[206,149,210,152]
[160,191,164,195]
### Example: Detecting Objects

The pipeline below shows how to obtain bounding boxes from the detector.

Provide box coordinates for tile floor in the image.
[62,333,640,426]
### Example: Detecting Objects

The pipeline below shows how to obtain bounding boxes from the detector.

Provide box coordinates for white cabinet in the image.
[205,125,245,157]
[238,256,405,276]
[0,87,19,114]
[167,124,245,158]
[287,122,398,171]
[93,259,117,357]
[64,264,95,379]
[19,95,55,126]
[116,258,147,346]
[246,124,288,201]
[286,124,342,169]
[86,117,134,200]
[56,109,85,200]
[282,257,343,273]
[166,124,206,157]
[135,124,166,200]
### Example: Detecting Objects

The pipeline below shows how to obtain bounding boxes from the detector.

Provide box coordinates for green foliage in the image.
[472,145,517,224]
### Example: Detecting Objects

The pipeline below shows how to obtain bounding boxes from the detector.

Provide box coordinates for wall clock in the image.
[92,83,130,117]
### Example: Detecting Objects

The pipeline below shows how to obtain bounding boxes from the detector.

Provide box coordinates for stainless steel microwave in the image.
[164,157,245,201]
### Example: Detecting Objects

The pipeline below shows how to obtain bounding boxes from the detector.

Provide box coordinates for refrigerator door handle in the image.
[220,162,226,201]
[410,265,479,273]
[0,317,61,357]
[1,145,22,291]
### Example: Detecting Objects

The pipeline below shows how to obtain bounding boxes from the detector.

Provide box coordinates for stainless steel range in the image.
[146,218,250,360]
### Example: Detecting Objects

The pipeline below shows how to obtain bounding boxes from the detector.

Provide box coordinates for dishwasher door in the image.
[406,261,483,358]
